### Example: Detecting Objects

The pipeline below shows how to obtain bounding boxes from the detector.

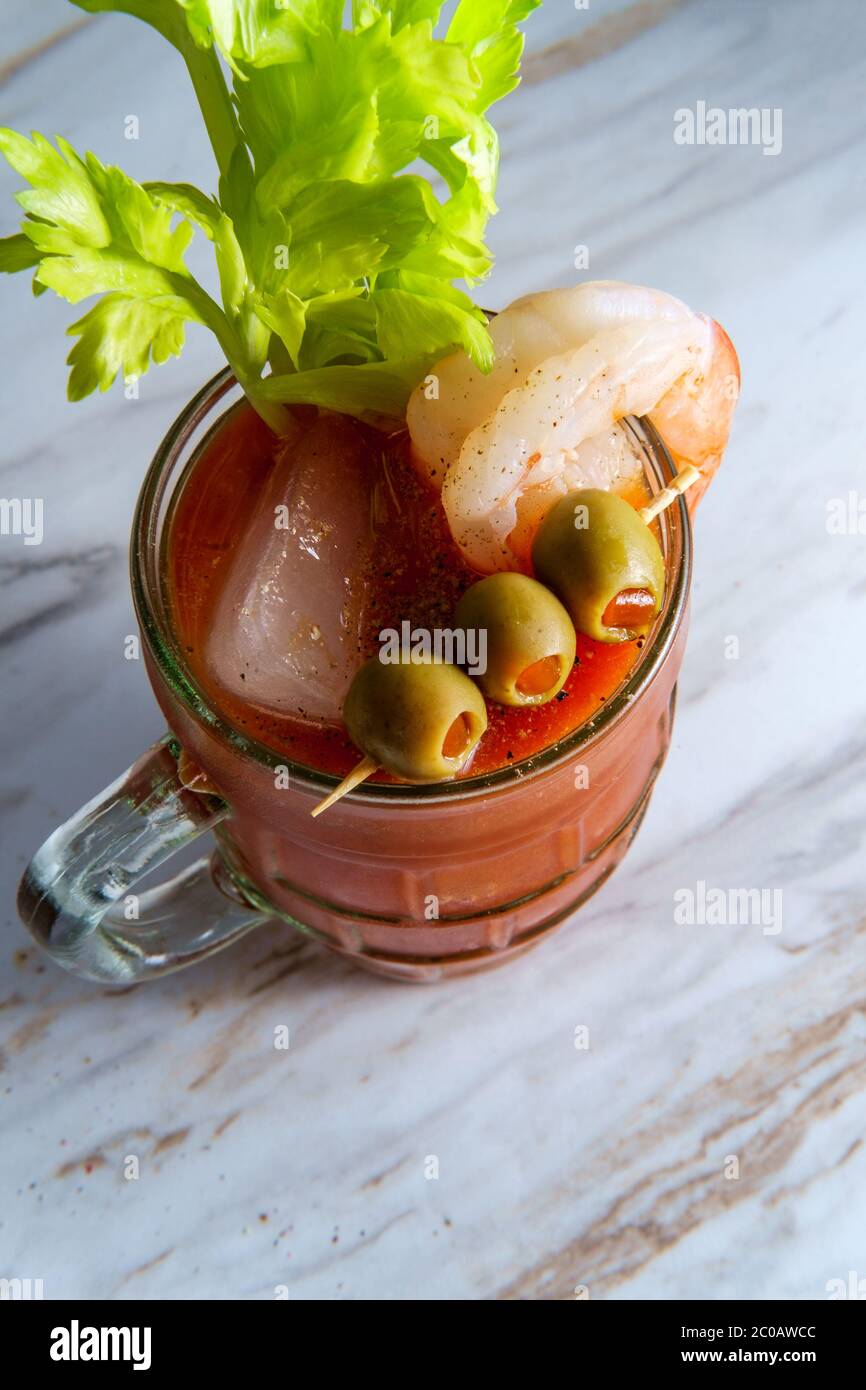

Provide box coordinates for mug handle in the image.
[17,735,272,983]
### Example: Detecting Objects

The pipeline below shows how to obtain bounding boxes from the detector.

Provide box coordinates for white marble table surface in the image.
[1,0,865,1301]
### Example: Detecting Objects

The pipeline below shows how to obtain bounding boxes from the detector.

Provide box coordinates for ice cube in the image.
[203,411,382,724]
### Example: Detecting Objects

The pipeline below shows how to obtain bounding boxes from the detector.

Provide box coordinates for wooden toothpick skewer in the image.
[311,465,702,820]
[638,464,700,524]
[311,754,379,818]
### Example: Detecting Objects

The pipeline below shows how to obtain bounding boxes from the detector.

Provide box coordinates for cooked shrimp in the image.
[407,281,739,572]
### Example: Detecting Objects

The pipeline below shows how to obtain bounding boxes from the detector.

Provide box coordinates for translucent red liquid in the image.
[168,399,648,776]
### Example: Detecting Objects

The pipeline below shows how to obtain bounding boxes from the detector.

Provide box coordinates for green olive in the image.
[454,573,576,706]
[343,656,487,782]
[532,488,665,643]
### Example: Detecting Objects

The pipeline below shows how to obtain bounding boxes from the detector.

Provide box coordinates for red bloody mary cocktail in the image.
[5,4,735,989]
[151,387,688,980]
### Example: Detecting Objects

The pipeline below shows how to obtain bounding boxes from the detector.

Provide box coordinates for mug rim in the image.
[131,367,692,804]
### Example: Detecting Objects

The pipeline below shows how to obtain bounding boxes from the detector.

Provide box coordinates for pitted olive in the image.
[455,573,575,706]
[343,655,487,782]
[532,488,665,642]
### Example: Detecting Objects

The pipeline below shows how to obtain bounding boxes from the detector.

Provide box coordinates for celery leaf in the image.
[1,0,540,424]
